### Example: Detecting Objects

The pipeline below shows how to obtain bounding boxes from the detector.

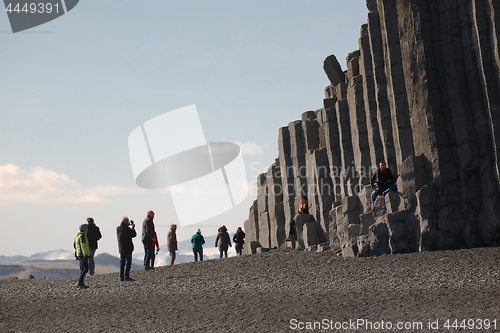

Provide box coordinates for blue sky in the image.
[0,1,368,257]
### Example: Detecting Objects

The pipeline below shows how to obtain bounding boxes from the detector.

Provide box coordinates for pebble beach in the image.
[1,247,499,333]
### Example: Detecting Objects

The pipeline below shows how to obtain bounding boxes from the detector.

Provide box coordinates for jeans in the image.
[371,182,397,203]
[143,240,153,267]
[77,256,89,286]
[193,248,203,261]
[120,253,132,280]
[219,250,228,258]
[88,248,96,275]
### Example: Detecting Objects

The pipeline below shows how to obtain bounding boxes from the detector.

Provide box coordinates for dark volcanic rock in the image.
[245,0,500,258]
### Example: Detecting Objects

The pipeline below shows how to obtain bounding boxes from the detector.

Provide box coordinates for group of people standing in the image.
[73,218,102,289]
[190,225,246,261]
[73,210,245,288]
[116,210,178,281]
[73,162,395,288]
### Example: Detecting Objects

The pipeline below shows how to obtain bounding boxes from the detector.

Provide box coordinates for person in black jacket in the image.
[142,210,156,270]
[215,225,231,258]
[86,217,102,276]
[116,216,137,281]
[370,161,397,203]
[232,227,245,255]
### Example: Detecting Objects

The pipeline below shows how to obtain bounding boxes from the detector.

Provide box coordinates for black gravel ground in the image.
[1,247,499,333]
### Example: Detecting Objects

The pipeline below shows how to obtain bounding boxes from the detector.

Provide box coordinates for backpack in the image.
[73,240,78,260]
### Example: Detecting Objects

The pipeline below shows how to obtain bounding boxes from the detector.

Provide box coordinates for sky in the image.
[0,0,368,257]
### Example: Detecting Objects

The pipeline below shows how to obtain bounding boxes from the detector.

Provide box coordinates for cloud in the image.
[234,141,263,155]
[0,164,141,205]
[80,185,144,203]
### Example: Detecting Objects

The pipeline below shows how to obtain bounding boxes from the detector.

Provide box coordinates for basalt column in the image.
[367,9,397,173]
[289,120,309,208]
[346,51,372,184]
[433,0,483,246]
[359,23,384,169]
[243,200,260,255]
[267,160,286,248]
[460,0,500,243]
[470,0,500,182]
[321,92,343,204]
[335,99,356,198]
[377,0,414,167]
[306,147,334,241]
[256,173,271,248]
[278,126,296,235]
[396,0,464,249]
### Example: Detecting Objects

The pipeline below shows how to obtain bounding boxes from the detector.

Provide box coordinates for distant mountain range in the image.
[0,234,240,280]
[0,253,142,280]
[0,249,75,263]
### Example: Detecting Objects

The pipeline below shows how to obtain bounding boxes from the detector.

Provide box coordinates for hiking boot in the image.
[124,277,135,281]
[76,284,89,289]
[144,265,152,270]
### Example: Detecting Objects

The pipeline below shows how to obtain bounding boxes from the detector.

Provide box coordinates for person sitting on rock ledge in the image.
[370,161,397,203]
[285,196,309,241]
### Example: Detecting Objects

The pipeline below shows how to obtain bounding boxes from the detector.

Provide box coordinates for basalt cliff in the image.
[244,0,500,256]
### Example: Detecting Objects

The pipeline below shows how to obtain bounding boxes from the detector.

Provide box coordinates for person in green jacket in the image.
[74,224,91,289]
[191,228,205,261]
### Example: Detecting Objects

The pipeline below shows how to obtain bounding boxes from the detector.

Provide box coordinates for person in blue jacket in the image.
[191,228,205,261]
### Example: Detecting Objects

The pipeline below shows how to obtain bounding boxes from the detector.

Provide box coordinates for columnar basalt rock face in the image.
[359,24,384,169]
[243,200,260,255]
[267,161,286,248]
[277,126,295,231]
[306,148,333,242]
[244,0,500,256]
[367,10,397,174]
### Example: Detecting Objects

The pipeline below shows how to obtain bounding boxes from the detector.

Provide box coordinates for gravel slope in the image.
[1,247,499,333]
